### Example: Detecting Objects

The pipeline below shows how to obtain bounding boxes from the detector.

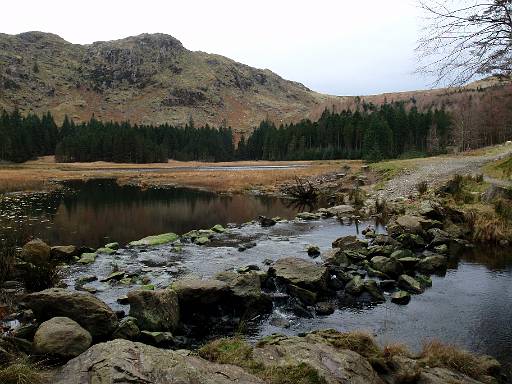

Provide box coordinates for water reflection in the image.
[0,179,304,248]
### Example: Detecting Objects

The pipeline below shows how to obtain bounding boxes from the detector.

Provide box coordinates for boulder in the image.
[112,316,140,340]
[397,257,420,270]
[370,256,403,278]
[252,333,384,384]
[398,275,423,294]
[327,204,355,216]
[332,235,367,250]
[214,271,272,315]
[270,257,329,292]
[427,228,453,246]
[33,317,92,358]
[288,284,317,305]
[129,233,179,247]
[418,255,447,273]
[104,242,119,250]
[259,216,276,227]
[321,248,349,265]
[307,245,321,257]
[211,224,227,233]
[52,339,264,384]
[77,252,97,264]
[418,367,487,384]
[172,278,230,306]
[24,288,118,339]
[51,245,78,260]
[127,289,179,332]
[345,275,365,295]
[296,212,322,220]
[21,238,51,265]
[396,233,426,249]
[363,280,384,302]
[391,290,411,305]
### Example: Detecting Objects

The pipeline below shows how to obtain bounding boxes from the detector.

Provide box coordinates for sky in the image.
[2,0,434,96]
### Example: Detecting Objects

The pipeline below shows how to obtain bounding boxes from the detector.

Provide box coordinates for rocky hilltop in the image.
[0,31,331,133]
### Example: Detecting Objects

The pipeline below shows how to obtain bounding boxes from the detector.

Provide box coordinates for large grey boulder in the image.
[52,339,264,384]
[418,255,448,273]
[398,274,424,294]
[24,288,118,339]
[51,245,78,260]
[370,256,403,278]
[252,333,384,384]
[33,317,92,358]
[270,257,329,292]
[171,278,230,306]
[21,238,51,265]
[127,289,180,332]
[332,235,367,251]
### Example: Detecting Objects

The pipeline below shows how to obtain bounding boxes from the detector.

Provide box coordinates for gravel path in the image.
[376,148,512,200]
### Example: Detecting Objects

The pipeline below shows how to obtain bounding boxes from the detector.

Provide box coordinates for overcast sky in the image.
[2,0,433,95]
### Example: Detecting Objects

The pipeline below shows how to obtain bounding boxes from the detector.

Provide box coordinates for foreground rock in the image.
[52,339,263,384]
[33,317,92,358]
[21,238,51,265]
[127,289,180,332]
[24,288,118,339]
[270,257,329,292]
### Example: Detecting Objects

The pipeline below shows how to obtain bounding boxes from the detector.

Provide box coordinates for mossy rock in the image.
[96,247,116,255]
[194,236,210,245]
[129,233,179,247]
[104,242,119,250]
[211,224,227,233]
[77,253,97,264]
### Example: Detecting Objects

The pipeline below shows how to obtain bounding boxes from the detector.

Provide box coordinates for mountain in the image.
[0,31,334,134]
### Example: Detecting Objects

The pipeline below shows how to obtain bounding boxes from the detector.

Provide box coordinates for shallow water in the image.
[2,181,511,368]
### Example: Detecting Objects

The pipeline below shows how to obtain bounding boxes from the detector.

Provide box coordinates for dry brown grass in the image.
[0,359,48,384]
[383,343,412,359]
[0,157,358,193]
[419,340,496,380]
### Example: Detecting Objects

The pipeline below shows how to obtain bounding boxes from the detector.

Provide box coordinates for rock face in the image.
[33,317,92,358]
[52,339,264,384]
[127,289,180,332]
[24,288,118,339]
[21,238,51,265]
[270,257,329,292]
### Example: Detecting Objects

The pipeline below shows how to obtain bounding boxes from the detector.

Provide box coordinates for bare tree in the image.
[417,0,512,86]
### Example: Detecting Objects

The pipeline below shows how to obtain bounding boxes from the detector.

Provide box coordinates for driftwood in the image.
[283,176,318,203]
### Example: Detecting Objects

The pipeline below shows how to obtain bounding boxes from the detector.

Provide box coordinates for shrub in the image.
[0,241,16,284]
[416,181,428,195]
[20,262,60,292]
[494,198,512,221]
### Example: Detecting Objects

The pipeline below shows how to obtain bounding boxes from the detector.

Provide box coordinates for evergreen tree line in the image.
[0,110,58,162]
[237,102,452,162]
[0,103,451,163]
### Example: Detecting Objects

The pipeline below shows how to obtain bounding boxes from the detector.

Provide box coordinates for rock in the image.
[96,247,116,255]
[104,242,119,250]
[211,224,226,233]
[418,255,447,273]
[288,284,317,306]
[419,200,444,220]
[416,274,433,288]
[253,333,384,384]
[21,238,51,265]
[378,280,396,291]
[77,252,97,264]
[427,228,453,246]
[396,233,426,249]
[51,245,78,260]
[172,278,230,306]
[367,245,394,256]
[214,271,272,315]
[259,216,276,227]
[296,211,321,220]
[127,289,179,332]
[370,256,403,278]
[237,265,260,273]
[390,249,414,259]
[129,232,179,247]
[315,302,335,315]
[397,256,421,270]
[52,339,264,384]
[33,317,92,358]
[372,234,400,247]
[398,275,423,294]
[345,275,364,295]
[332,235,367,250]
[270,257,329,292]
[112,316,140,340]
[100,271,126,282]
[391,290,411,305]
[418,367,487,384]
[75,274,97,286]
[194,236,210,245]
[139,330,175,346]
[24,288,118,339]
[321,248,348,265]
[327,205,355,216]
[396,215,426,234]
[13,323,38,340]
[307,244,321,257]
[363,280,384,302]
[434,244,448,254]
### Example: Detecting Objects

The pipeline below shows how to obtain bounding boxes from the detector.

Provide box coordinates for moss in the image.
[198,337,258,369]
[128,233,179,247]
[308,329,382,359]
[260,363,327,384]
[77,253,97,264]
[96,247,115,255]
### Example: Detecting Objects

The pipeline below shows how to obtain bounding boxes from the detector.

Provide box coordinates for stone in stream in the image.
[104,242,119,250]
[370,256,403,278]
[211,224,227,233]
[307,244,321,257]
[75,274,97,287]
[258,215,276,227]
[315,301,336,315]
[172,278,230,306]
[345,275,365,295]
[194,236,210,245]
[296,211,322,220]
[363,280,385,302]
[127,289,179,332]
[33,317,92,358]
[332,235,368,250]
[21,238,51,265]
[390,249,414,259]
[396,233,426,249]
[112,316,140,340]
[129,232,179,247]
[24,288,118,339]
[100,271,126,282]
[287,284,317,306]
[417,255,448,273]
[391,291,411,305]
[77,252,97,264]
[96,247,116,255]
[51,245,78,260]
[397,257,421,270]
[398,275,424,294]
[51,339,263,384]
[270,257,329,293]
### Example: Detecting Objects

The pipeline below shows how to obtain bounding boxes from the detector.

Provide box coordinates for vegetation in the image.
[0,359,46,384]
[0,102,450,164]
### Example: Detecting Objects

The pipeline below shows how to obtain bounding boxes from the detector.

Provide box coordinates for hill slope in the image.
[0,32,332,133]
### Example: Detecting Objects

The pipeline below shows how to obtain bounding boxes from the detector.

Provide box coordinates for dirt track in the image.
[376,147,512,200]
